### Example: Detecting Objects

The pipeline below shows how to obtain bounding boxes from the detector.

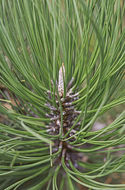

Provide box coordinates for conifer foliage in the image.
[0,0,125,189]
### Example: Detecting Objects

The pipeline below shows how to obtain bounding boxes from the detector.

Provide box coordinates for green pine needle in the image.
[0,0,125,189]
